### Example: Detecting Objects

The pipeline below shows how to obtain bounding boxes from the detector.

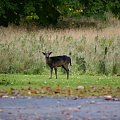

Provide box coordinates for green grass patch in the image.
[0,74,120,97]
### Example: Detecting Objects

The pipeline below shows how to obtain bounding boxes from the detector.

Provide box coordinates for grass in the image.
[0,74,120,97]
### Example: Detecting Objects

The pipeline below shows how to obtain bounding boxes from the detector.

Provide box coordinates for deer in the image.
[42,52,71,79]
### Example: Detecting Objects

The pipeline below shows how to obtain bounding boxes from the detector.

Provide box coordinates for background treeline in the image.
[0,0,120,27]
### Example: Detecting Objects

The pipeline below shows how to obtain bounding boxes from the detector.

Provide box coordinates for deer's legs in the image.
[50,67,53,79]
[67,69,69,79]
[62,65,69,79]
[54,67,57,79]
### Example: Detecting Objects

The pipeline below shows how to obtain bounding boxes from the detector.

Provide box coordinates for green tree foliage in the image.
[0,0,18,26]
[57,0,83,18]
[107,0,120,19]
[34,0,60,25]
[80,0,107,19]
[0,0,119,26]
[0,0,60,26]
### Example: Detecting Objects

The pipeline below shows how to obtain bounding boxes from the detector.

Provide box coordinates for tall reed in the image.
[0,26,120,75]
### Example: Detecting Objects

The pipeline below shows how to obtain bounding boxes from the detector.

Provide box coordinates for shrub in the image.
[76,56,86,73]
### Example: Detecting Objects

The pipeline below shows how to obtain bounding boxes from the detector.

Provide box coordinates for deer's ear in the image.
[42,52,45,55]
[49,52,52,55]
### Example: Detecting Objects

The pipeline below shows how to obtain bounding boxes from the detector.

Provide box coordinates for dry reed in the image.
[0,25,120,75]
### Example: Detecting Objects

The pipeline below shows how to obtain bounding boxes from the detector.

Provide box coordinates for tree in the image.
[0,0,119,27]
[107,0,120,19]
[0,0,60,26]
[0,0,18,26]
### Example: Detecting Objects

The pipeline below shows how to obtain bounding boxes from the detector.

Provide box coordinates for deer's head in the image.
[42,52,52,59]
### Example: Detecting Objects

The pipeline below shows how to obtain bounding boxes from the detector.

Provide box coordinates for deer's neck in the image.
[45,57,51,64]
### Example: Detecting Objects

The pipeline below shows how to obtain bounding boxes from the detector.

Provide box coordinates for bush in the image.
[76,56,86,73]
[98,59,106,75]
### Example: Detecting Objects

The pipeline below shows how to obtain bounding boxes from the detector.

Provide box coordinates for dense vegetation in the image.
[0,27,120,75]
[0,0,120,26]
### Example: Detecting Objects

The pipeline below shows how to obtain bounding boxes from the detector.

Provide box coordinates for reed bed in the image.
[0,26,120,75]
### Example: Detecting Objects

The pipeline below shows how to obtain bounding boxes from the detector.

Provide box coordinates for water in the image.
[0,96,120,120]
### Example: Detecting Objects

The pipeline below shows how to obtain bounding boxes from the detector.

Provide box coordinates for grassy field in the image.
[0,25,120,98]
[0,74,120,97]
